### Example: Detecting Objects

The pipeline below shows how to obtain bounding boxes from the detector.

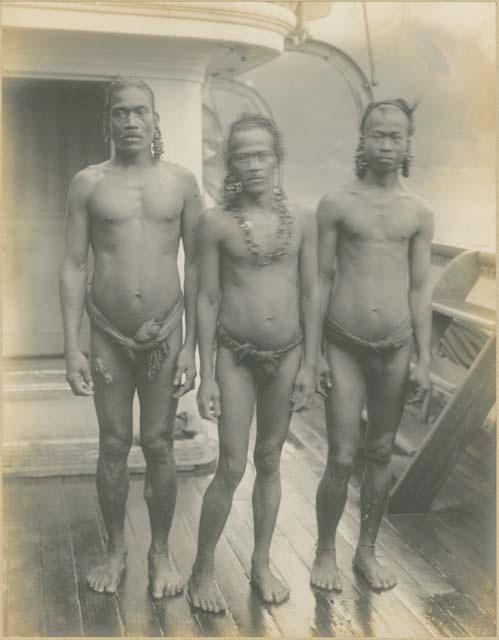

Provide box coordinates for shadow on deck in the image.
[3,392,496,638]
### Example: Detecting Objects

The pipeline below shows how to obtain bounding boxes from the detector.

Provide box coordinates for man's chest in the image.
[221,212,300,264]
[340,203,418,245]
[89,175,184,225]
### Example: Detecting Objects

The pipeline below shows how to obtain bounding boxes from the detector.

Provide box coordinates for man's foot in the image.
[353,545,397,591]
[250,564,290,604]
[310,547,343,592]
[186,571,227,613]
[148,550,184,599]
[87,550,127,594]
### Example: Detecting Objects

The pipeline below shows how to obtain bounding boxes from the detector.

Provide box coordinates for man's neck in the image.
[239,190,273,212]
[113,149,155,169]
[363,169,401,190]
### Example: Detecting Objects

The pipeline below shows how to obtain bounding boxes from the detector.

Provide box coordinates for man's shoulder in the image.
[287,201,315,229]
[400,186,434,220]
[69,161,109,196]
[74,161,108,180]
[158,161,197,185]
[316,184,353,221]
[199,206,230,237]
[288,200,313,217]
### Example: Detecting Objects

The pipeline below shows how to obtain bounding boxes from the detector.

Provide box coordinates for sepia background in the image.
[2,2,496,638]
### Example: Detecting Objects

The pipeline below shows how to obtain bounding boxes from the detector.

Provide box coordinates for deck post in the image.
[389,332,496,514]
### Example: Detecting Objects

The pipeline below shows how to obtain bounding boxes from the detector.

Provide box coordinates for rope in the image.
[362,3,377,87]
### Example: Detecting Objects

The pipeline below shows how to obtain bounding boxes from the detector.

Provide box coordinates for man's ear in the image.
[154,111,160,127]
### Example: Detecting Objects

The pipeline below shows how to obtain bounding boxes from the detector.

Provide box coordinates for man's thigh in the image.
[135,324,183,438]
[215,347,257,463]
[324,341,367,454]
[365,341,412,443]
[90,326,135,437]
[255,346,302,448]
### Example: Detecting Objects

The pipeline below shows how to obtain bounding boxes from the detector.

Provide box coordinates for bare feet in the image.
[148,550,184,599]
[251,564,289,605]
[310,546,343,592]
[353,545,397,591]
[87,550,127,594]
[186,571,227,613]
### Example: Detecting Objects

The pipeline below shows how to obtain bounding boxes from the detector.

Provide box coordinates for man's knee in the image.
[365,440,393,466]
[327,452,356,480]
[100,433,132,461]
[141,430,174,464]
[254,444,282,479]
[218,456,246,491]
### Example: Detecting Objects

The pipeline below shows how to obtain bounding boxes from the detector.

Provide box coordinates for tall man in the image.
[60,76,201,598]
[188,114,320,612]
[312,100,433,591]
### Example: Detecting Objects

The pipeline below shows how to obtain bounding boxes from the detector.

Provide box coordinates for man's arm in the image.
[196,210,222,421]
[59,170,93,396]
[292,209,320,411]
[173,171,202,398]
[316,194,340,390]
[408,205,435,389]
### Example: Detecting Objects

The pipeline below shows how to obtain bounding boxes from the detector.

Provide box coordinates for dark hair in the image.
[360,99,416,136]
[225,112,285,167]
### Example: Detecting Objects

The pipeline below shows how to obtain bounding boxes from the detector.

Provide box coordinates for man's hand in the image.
[291,366,315,412]
[316,353,332,394]
[173,347,197,399]
[196,378,221,422]
[409,362,431,399]
[409,362,432,422]
[65,350,93,396]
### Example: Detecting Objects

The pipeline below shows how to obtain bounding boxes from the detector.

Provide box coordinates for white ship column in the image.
[149,77,204,185]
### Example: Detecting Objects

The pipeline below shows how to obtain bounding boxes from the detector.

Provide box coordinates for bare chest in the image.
[89,174,184,227]
[340,203,418,246]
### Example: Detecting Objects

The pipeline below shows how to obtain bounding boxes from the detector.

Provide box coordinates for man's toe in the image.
[151,585,162,599]
[189,592,199,608]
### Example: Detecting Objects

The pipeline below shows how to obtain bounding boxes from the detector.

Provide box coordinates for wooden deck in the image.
[3,394,496,638]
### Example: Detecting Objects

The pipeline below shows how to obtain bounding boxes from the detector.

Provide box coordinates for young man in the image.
[60,76,201,598]
[188,114,319,612]
[312,99,433,591]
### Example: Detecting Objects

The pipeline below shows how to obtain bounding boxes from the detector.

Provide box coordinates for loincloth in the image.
[324,315,412,356]
[217,325,303,384]
[86,293,184,380]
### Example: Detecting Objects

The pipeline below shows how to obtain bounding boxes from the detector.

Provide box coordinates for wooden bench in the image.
[388,250,496,514]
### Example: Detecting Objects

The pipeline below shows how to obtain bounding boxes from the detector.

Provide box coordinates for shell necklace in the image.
[232,204,294,267]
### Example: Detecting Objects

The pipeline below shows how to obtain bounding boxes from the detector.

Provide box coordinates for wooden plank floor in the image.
[3,396,496,637]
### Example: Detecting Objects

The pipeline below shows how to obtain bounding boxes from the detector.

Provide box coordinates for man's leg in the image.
[311,342,366,592]
[88,327,135,594]
[353,341,412,590]
[188,348,256,613]
[135,325,183,599]
[251,345,302,604]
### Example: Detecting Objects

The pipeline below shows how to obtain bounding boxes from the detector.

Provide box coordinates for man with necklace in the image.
[187,113,320,612]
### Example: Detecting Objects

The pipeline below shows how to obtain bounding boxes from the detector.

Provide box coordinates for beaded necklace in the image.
[232,202,294,268]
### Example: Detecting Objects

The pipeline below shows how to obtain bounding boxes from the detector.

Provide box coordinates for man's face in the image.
[108,86,158,156]
[363,107,410,174]
[229,127,278,196]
